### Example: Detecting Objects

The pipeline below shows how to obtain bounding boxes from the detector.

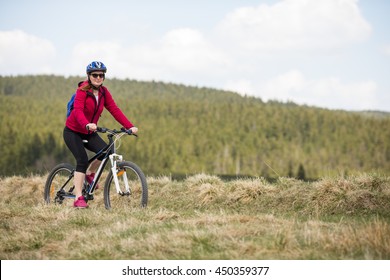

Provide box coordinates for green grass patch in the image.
[0,173,389,259]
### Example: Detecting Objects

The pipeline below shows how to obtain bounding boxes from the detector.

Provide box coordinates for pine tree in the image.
[297,163,306,181]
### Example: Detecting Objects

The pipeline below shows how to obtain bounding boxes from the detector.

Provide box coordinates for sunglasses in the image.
[90,73,105,79]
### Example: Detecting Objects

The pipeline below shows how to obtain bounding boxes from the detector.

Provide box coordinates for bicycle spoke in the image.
[104,162,147,209]
[44,163,75,206]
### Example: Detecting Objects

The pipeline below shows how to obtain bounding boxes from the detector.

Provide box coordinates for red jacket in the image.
[65,81,133,134]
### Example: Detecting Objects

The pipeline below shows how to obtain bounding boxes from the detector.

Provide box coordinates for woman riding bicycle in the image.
[63,61,138,208]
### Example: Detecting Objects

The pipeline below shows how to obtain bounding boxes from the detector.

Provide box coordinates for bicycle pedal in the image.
[85,194,94,201]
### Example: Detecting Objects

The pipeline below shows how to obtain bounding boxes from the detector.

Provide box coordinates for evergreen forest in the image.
[0,75,389,179]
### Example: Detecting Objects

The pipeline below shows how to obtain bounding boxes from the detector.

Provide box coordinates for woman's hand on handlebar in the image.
[96,126,138,136]
[129,127,138,134]
[86,123,98,132]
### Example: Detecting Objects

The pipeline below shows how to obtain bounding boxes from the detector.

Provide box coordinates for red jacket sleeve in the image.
[103,88,134,129]
[73,89,90,130]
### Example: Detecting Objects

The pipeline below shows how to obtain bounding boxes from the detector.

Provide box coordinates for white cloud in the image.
[0,1,383,112]
[215,0,371,52]
[383,44,390,56]
[0,30,56,74]
[69,41,124,75]
[246,70,378,110]
[70,28,230,82]
[158,28,229,73]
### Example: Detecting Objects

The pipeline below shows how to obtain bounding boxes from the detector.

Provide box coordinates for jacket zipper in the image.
[88,90,100,133]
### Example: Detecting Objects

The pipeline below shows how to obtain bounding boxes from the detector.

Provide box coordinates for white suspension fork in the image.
[120,168,130,193]
[109,153,129,194]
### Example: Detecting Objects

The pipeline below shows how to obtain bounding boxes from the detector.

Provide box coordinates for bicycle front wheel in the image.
[44,163,75,206]
[104,161,148,209]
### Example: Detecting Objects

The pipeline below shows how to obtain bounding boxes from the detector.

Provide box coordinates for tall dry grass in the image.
[0,173,389,259]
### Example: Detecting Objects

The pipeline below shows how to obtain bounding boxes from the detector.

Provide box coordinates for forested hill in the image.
[1,75,389,179]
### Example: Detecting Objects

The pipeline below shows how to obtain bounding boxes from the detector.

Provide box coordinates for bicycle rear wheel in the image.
[44,163,75,206]
[104,161,148,209]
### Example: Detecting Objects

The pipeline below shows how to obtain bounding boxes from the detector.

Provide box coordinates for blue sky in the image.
[1,0,389,112]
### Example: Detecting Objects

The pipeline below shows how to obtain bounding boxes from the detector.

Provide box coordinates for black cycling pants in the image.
[63,126,107,173]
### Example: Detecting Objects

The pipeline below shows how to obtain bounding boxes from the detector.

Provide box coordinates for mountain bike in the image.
[44,127,148,209]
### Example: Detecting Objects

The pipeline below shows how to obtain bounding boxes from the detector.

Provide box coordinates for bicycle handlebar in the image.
[97,127,138,137]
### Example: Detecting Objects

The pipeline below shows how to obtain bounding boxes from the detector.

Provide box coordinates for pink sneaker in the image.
[86,173,100,190]
[74,196,88,208]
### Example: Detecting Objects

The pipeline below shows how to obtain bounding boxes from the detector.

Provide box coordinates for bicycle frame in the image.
[45,126,147,209]
[83,129,131,200]
[58,129,132,202]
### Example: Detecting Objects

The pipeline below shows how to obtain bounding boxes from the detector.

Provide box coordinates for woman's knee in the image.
[76,158,89,173]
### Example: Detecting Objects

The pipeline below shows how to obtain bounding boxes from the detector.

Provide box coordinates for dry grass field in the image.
[1,173,389,260]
